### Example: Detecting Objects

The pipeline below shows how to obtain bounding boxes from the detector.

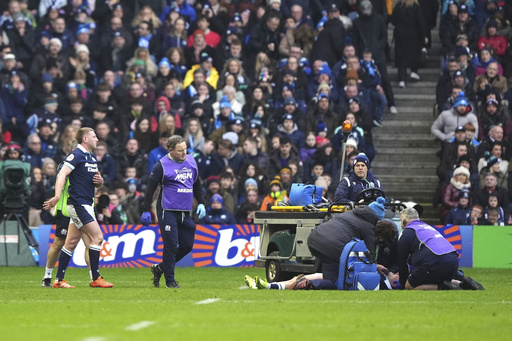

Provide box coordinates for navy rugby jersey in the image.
[63,144,98,206]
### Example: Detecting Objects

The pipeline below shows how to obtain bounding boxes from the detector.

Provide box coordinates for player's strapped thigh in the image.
[67,204,96,229]
[54,211,71,239]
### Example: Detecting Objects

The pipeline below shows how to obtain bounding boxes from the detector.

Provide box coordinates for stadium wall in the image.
[33,224,512,269]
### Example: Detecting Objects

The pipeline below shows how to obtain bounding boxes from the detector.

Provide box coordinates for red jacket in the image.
[478,35,508,56]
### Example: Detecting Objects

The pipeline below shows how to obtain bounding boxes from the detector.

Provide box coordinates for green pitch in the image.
[1,267,511,341]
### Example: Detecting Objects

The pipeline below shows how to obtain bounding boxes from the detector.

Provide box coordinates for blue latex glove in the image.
[141,212,152,226]
[196,204,206,219]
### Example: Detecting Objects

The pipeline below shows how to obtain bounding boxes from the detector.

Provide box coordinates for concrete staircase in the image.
[371,28,443,225]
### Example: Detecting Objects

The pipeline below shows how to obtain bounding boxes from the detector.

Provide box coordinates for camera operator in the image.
[94,187,123,224]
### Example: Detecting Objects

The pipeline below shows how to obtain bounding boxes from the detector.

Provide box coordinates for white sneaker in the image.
[398,81,405,88]
[410,72,420,80]
[389,106,398,114]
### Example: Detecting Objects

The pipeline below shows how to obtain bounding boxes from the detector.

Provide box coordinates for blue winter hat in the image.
[283,97,296,106]
[41,73,53,84]
[353,153,369,168]
[220,96,231,109]
[76,26,90,36]
[211,193,224,204]
[244,178,258,189]
[317,64,332,78]
[159,57,171,68]
[453,92,468,108]
[369,196,386,220]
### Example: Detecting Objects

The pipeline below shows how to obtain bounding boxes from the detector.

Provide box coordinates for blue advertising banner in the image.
[43,224,260,268]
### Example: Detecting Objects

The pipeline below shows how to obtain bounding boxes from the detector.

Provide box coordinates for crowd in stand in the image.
[431,0,512,225]
[2,0,510,227]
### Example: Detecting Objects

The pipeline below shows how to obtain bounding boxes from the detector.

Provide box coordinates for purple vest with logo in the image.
[405,220,456,255]
[160,154,198,211]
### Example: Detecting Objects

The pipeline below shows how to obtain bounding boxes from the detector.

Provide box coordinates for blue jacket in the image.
[444,205,471,225]
[148,145,167,174]
[334,169,381,202]
[201,207,236,225]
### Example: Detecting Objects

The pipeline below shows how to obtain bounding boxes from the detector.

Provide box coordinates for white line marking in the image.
[195,298,220,305]
[125,321,156,331]
[81,337,106,341]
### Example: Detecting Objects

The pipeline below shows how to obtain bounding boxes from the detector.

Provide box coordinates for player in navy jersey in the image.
[43,128,113,288]
[140,135,206,288]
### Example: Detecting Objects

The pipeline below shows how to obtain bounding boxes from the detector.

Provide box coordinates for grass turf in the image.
[0,267,510,341]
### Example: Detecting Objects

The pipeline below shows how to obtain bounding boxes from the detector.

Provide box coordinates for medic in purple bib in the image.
[141,135,206,289]
[397,207,460,290]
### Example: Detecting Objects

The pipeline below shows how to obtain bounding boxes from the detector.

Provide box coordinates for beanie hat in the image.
[283,97,296,106]
[211,193,224,204]
[453,91,468,108]
[206,175,220,187]
[220,96,231,109]
[75,44,89,55]
[346,137,358,148]
[269,178,283,189]
[453,166,470,178]
[244,178,258,189]
[353,153,369,168]
[41,73,53,84]
[279,167,291,175]
[458,187,470,200]
[158,57,171,69]
[316,122,328,134]
[487,155,500,168]
[368,196,386,220]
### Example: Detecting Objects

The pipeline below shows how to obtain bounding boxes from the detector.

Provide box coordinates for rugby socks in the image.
[89,244,101,280]
[155,263,164,274]
[44,267,53,279]
[269,283,285,290]
[55,248,72,281]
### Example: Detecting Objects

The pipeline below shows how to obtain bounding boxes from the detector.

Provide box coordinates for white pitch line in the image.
[125,321,156,331]
[195,298,220,305]
[81,337,106,341]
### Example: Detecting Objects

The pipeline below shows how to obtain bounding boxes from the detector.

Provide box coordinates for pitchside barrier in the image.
[26,224,512,269]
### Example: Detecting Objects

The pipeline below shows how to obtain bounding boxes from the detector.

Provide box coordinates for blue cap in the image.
[453,92,468,108]
[211,193,224,204]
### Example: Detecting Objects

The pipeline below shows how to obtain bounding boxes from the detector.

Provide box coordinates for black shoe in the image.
[460,276,485,290]
[151,264,163,288]
[438,280,462,290]
[41,278,52,288]
[166,281,181,289]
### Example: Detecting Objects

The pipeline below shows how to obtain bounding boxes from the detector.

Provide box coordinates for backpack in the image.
[337,239,380,291]
[288,183,323,206]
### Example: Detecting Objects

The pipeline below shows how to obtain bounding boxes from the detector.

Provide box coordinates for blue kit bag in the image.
[337,239,380,291]
[288,183,323,206]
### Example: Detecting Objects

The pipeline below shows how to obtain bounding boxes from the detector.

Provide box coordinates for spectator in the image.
[478,155,507,190]
[473,173,509,214]
[476,124,506,160]
[200,194,236,225]
[477,19,507,58]
[204,175,235,214]
[268,136,303,179]
[116,138,148,183]
[431,92,479,144]
[440,166,472,222]
[352,0,397,114]
[444,187,472,225]
[95,141,116,185]
[260,178,288,211]
[392,0,428,87]
[310,4,345,68]
[483,192,505,225]
[474,61,508,97]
